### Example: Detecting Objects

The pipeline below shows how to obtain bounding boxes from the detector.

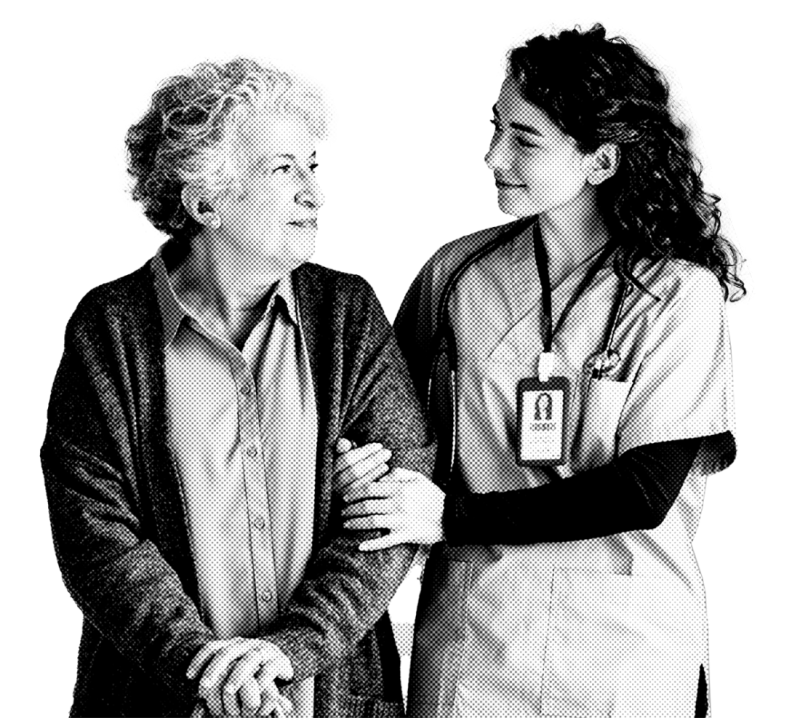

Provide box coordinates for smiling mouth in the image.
[495,179,526,189]
[288,218,318,229]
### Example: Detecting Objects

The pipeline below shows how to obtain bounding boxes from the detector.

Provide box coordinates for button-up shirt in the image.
[152,250,317,716]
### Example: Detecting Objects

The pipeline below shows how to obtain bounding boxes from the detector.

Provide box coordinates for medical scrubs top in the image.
[400,220,736,718]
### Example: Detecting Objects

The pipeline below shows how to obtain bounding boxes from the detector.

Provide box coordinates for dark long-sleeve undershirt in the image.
[443,435,710,545]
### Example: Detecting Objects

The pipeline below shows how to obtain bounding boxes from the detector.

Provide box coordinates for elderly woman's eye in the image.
[273,165,291,174]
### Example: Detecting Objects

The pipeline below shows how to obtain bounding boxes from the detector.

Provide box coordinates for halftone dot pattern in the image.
[395,22,741,714]
[399,214,733,716]
[44,255,431,716]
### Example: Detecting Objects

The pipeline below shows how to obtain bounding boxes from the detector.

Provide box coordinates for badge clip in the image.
[538,351,554,383]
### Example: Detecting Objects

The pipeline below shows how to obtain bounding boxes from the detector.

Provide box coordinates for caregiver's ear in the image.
[181,185,221,228]
[584,143,620,185]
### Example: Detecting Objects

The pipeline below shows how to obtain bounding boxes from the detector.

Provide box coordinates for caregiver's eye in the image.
[273,164,291,174]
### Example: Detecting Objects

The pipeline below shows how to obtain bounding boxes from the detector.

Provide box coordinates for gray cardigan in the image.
[42,256,434,718]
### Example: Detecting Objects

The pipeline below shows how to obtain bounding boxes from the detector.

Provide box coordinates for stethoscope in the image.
[425,215,633,475]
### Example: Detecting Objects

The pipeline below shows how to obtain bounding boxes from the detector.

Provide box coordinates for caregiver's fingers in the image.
[344,514,399,531]
[358,530,411,552]
[342,498,395,519]
[332,442,385,471]
[344,479,403,504]
[333,447,392,494]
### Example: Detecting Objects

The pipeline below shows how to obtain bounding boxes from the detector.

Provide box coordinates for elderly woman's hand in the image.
[188,638,293,717]
[332,438,392,498]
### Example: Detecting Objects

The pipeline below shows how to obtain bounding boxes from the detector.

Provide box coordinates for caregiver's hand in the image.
[188,638,293,717]
[341,467,445,550]
[333,438,392,496]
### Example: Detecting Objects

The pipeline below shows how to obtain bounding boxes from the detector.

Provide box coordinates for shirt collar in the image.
[151,244,300,349]
[151,248,186,348]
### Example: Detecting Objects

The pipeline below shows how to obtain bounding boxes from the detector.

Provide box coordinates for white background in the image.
[2,0,797,714]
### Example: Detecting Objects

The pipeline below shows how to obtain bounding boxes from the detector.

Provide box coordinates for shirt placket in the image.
[228,350,279,631]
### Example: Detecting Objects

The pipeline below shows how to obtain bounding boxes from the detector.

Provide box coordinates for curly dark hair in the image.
[508,24,745,300]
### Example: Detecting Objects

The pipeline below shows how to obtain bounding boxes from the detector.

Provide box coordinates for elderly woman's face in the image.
[214,110,323,274]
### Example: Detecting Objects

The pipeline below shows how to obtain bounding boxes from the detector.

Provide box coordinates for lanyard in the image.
[531,215,617,380]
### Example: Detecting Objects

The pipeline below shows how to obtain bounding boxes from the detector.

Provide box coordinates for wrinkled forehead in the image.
[235,108,318,166]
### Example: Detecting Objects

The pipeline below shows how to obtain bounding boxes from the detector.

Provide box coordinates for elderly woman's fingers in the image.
[190,701,208,718]
[239,678,262,717]
[255,666,293,717]
[222,649,267,708]
[198,639,259,689]
[188,640,227,679]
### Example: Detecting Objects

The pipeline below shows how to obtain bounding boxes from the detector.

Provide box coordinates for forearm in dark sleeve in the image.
[443,435,705,545]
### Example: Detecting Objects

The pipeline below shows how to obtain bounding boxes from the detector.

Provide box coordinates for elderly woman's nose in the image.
[296,175,324,209]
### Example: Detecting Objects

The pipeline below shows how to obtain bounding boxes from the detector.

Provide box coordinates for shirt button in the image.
[246,445,258,458]
[253,515,266,530]
[260,590,272,603]
[240,384,252,395]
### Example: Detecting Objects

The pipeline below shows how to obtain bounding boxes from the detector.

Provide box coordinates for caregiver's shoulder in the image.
[422,219,523,278]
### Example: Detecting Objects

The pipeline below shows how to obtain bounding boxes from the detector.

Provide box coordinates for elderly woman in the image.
[41,59,432,718]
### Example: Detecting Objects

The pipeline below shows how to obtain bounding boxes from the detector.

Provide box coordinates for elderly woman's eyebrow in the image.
[255,150,317,167]
[492,103,544,137]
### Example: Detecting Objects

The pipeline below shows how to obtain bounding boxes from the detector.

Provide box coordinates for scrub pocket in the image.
[541,569,700,718]
[572,377,631,471]
[407,551,472,718]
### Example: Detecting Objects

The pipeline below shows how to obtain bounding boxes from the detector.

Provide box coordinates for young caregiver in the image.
[335,24,742,718]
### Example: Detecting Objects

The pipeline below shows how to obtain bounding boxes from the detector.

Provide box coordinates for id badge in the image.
[516,376,570,466]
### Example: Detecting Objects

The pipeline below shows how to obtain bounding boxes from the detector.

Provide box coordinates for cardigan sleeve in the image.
[41,301,213,703]
[261,276,435,680]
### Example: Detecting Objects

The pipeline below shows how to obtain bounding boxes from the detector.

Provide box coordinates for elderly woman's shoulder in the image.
[296,262,378,299]
[67,262,156,330]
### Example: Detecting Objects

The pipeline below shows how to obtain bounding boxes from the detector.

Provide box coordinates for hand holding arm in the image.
[341,465,445,550]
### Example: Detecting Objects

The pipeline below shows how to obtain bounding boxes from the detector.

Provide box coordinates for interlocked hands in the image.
[188,638,293,717]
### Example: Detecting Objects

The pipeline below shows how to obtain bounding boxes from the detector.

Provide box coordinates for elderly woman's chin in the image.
[285,223,318,262]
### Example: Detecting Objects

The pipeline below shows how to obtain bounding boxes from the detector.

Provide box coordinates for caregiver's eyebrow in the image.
[492,104,544,136]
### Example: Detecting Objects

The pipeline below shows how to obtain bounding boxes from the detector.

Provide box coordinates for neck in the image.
[170,230,284,341]
[538,186,610,282]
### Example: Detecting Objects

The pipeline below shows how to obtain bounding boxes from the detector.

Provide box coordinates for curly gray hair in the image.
[126,58,326,243]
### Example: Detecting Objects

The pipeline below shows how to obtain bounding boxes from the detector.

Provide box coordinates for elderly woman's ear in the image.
[182,185,221,229]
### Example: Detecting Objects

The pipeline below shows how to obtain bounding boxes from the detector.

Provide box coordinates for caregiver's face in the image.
[485,77,591,218]
[215,110,324,275]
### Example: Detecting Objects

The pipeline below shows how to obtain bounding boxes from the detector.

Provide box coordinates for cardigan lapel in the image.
[130,262,202,603]
[294,263,335,552]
